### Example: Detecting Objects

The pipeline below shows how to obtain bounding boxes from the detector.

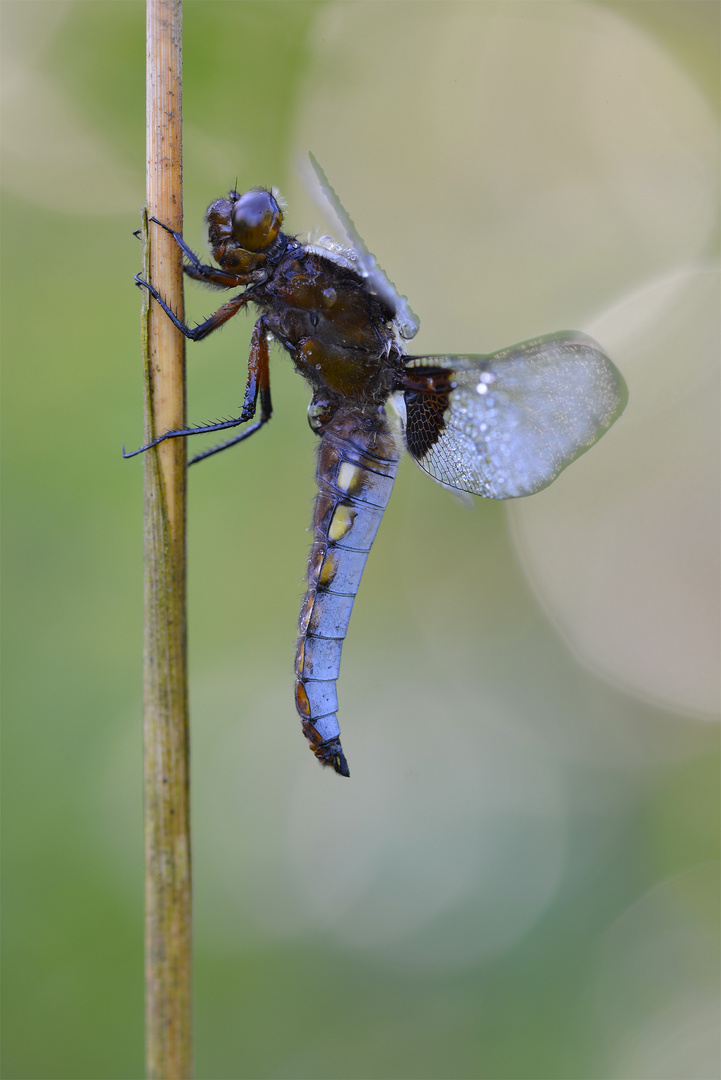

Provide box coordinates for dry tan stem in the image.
[142,0,192,1076]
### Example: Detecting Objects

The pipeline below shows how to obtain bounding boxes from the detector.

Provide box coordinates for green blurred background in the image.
[1,2,718,1077]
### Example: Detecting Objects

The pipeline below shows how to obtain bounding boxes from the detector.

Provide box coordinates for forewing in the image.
[308,153,420,340]
[398,331,627,499]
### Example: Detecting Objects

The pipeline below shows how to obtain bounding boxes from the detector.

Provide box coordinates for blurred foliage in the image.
[1,3,718,1078]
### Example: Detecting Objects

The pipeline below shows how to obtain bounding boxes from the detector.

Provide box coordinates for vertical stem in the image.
[142,1,192,1077]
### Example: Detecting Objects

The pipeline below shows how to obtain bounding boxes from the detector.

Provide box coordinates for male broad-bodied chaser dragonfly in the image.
[127,156,627,777]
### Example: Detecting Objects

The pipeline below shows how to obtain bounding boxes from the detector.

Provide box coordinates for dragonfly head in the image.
[206,187,284,274]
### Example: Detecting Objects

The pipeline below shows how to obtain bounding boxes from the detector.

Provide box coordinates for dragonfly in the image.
[127,155,627,777]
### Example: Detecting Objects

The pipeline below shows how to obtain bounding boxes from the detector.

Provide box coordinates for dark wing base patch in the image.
[404,385,451,460]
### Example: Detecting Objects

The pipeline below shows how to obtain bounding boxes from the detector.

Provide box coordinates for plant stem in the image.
[142,1,192,1076]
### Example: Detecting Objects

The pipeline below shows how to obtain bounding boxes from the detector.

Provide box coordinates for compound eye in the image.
[231,189,282,251]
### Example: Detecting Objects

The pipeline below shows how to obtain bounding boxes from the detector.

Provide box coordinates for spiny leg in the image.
[148,215,256,288]
[189,318,272,464]
[134,274,250,341]
[124,318,272,461]
[123,416,255,459]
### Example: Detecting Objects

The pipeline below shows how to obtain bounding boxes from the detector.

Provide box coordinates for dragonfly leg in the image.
[184,263,262,289]
[123,318,272,462]
[135,274,250,341]
[148,216,212,273]
[189,317,272,464]
[148,216,257,288]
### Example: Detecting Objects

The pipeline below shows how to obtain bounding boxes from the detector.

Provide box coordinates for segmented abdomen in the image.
[295,407,399,776]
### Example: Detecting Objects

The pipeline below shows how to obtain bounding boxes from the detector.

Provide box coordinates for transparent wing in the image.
[308,153,420,340]
[396,331,628,499]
